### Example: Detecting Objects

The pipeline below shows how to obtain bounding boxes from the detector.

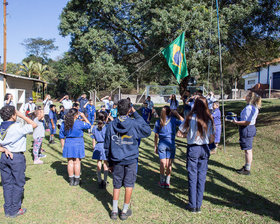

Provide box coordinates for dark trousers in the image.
[186,145,210,209]
[0,153,26,216]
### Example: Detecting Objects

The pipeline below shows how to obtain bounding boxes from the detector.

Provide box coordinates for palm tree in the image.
[16,61,35,78]
[34,62,49,80]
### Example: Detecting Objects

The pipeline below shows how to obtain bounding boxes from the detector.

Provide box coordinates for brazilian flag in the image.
[161,32,188,83]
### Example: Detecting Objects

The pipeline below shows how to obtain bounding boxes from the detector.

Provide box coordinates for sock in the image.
[160,174,165,184]
[122,203,130,213]
[69,175,74,178]
[97,171,102,183]
[74,175,80,178]
[104,170,108,182]
[166,175,171,185]
[112,200,118,213]
[245,163,251,171]
[49,135,53,141]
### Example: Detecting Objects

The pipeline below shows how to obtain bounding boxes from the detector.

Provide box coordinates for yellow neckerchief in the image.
[0,122,16,141]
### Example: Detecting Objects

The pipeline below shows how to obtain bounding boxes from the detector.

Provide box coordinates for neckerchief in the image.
[0,121,15,141]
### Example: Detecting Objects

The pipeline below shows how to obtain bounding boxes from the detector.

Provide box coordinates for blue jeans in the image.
[186,145,210,209]
[0,153,26,216]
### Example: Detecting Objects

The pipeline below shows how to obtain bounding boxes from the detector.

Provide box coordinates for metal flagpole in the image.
[216,0,226,152]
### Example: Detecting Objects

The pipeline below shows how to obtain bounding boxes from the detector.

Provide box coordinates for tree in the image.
[34,63,49,80]
[59,0,280,93]
[21,37,58,62]
[0,63,20,74]
[16,61,36,78]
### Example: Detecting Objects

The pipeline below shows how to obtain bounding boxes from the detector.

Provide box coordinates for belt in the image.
[12,152,24,154]
[187,144,207,147]
[96,142,104,144]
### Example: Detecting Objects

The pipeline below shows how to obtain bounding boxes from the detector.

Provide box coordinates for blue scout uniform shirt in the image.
[212,108,221,126]
[168,99,179,110]
[49,110,57,125]
[141,107,150,121]
[91,125,107,143]
[153,116,182,146]
[110,108,118,118]
[179,114,214,145]
[240,104,259,125]
[86,104,96,116]
[59,119,91,139]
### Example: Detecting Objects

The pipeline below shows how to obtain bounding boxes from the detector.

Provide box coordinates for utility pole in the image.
[3,0,8,94]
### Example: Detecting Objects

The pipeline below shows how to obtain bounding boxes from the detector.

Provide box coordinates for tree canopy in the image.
[21,37,58,63]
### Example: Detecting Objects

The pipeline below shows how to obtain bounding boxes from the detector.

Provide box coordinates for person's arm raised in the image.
[16,111,37,129]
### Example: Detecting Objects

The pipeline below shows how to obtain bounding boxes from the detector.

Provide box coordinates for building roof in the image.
[257,58,280,67]
[243,72,258,79]
[0,72,48,84]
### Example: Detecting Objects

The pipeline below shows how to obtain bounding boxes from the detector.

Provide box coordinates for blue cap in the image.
[29,97,33,101]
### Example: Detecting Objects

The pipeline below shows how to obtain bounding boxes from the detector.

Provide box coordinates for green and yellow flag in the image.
[161,32,188,83]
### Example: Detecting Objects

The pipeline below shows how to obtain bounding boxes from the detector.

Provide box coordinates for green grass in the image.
[1,99,280,223]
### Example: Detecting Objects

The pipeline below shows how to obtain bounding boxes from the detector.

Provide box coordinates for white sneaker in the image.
[34,159,43,165]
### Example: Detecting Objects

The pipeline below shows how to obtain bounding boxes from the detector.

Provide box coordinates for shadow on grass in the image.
[206,162,280,222]
[51,160,113,216]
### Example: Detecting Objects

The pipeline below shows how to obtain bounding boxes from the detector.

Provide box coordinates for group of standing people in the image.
[0,90,261,220]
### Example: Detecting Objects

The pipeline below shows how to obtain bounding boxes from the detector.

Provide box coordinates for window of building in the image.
[248,80,255,85]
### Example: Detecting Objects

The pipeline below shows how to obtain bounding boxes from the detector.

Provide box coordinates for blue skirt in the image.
[63,138,85,158]
[92,143,107,160]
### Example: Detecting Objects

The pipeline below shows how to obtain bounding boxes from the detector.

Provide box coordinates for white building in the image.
[242,58,280,90]
[0,72,47,111]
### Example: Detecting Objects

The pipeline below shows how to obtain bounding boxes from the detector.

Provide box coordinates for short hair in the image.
[59,105,64,109]
[4,93,12,101]
[118,99,131,115]
[72,103,79,108]
[197,90,203,94]
[0,106,16,121]
[36,105,42,110]
[49,104,56,109]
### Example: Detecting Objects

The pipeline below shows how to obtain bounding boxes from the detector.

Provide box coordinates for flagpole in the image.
[216,0,226,152]
[110,51,162,94]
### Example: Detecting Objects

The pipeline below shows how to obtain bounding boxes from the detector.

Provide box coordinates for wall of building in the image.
[6,77,33,101]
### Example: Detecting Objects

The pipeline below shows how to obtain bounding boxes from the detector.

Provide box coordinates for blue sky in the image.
[0,0,70,63]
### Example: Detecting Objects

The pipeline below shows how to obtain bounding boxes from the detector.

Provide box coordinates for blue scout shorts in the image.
[158,143,176,160]
[113,162,137,189]
[239,125,256,150]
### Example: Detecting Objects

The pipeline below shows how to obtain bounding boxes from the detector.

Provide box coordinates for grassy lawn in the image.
[0,99,280,223]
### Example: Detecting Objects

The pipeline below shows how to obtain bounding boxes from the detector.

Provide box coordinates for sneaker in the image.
[237,167,250,175]
[41,148,45,152]
[50,140,55,144]
[73,177,80,186]
[5,213,10,218]
[34,159,43,165]
[196,208,201,213]
[119,209,132,221]
[158,181,165,188]
[69,177,75,186]
[39,154,47,158]
[186,204,196,213]
[110,211,118,220]
[210,149,216,154]
[10,208,27,218]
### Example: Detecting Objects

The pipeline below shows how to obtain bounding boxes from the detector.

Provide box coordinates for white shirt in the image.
[43,99,53,115]
[240,104,259,125]
[4,100,14,106]
[61,99,73,110]
[103,99,113,110]
[24,103,36,112]
[145,100,154,110]
[33,118,45,139]
[179,114,214,145]
[0,123,33,152]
